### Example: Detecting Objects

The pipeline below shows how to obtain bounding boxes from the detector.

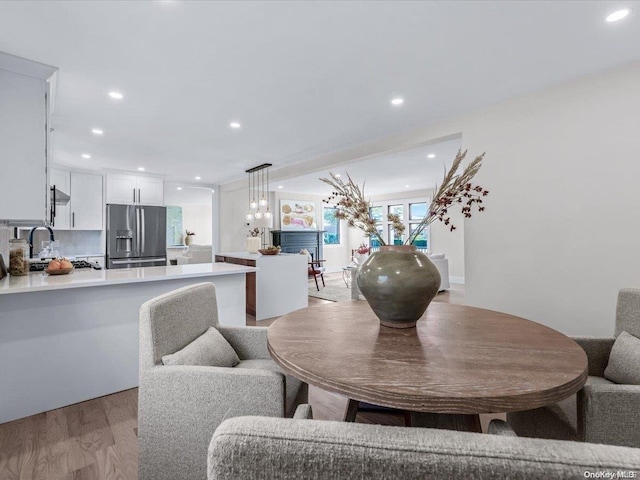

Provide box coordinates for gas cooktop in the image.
[29,260,102,272]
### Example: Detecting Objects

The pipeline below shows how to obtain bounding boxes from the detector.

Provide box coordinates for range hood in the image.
[4,219,46,227]
[51,186,70,205]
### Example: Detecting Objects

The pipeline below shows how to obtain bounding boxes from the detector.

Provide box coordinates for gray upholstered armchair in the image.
[208,410,640,479]
[508,288,640,447]
[138,282,307,480]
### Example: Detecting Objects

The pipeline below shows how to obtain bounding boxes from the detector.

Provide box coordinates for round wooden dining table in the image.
[267,301,588,432]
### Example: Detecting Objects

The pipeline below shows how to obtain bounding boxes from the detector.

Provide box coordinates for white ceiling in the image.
[0,1,639,187]
[164,182,214,205]
[276,137,462,197]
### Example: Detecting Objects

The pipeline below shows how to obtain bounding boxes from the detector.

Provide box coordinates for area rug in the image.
[308,274,353,302]
[309,273,462,304]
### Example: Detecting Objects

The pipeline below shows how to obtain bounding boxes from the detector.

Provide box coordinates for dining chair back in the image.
[307,252,325,291]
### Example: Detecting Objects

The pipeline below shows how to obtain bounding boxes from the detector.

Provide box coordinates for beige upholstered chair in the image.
[507,288,640,447]
[208,411,640,479]
[138,282,307,480]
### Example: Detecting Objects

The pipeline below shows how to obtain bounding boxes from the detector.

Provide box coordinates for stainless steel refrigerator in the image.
[106,204,167,269]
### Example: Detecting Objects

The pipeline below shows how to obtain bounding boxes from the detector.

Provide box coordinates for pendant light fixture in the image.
[245,163,273,228]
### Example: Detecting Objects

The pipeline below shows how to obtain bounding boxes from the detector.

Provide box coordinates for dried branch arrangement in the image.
[321,149,489,246]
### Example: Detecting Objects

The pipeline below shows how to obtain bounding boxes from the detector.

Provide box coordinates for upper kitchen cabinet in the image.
[0,52,58,226]
[69,172,103,230]
[106,174,164,206]
[49,168,103,230]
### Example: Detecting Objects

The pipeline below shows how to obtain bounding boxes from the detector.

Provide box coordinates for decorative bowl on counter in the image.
[45,258,75,275]
[258,247,281,255]
[46,266,74,275]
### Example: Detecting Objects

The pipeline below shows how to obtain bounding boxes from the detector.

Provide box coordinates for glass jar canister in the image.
[9,239,29,276]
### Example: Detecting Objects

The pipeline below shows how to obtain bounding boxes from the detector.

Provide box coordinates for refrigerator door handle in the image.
[136,207,141,255]
[141,208,145,254]
[138,188,141,204]
[133,188,136,204]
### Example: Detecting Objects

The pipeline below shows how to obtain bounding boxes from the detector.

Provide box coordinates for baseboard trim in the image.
[449,276,465,285]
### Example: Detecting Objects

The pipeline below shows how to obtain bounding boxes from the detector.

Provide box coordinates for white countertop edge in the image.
[217,251,303,260]
[0,263,257,295]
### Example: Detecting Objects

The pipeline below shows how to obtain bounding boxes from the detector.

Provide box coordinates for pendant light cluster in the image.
[245,163,273,228]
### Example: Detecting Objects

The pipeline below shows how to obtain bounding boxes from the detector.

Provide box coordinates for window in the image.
[409,223,428,248]
[388,224,404,245]
[367,198,429,250]
[323,206,340,245]
[369,206,384,223]
[388,204,403,220]
[409,202,427,220]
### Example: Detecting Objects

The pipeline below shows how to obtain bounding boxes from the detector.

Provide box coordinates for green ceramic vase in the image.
[356,245,441,328]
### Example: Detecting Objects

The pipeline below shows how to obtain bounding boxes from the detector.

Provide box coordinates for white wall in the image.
[183,204,212,246]
[459,63,640,336]
[219,187,252,253]
[340,61,640,336]
[165,183,214,248]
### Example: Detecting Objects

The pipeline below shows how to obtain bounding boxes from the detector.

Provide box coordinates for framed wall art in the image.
[280,199,317,230]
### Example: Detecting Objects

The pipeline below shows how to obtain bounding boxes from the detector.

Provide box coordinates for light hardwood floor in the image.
[0,278,476,480]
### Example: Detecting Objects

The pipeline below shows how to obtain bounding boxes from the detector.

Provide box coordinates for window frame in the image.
[369,197,430,249]
[322,205,341,246]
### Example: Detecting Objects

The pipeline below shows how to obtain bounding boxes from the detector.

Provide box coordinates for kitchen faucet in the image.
[27,226,55,259]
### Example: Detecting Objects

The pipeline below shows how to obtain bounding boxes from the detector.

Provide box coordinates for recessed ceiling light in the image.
[230,121,241,129]
[427,153,436,159]
[138,167,145,171]
[335,174,341,178]
[109,91,124,100]
[92,128,103,135]
[177,187,183,191]
[81,154,91,159]
[405,184,410,188]
[606,9,630,22]
[278,185,283,189]
[195,176,201,180]
[391,97,404,106]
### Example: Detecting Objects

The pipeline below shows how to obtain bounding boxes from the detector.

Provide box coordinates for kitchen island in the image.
[215,251,308,321]
[0,263,255,423]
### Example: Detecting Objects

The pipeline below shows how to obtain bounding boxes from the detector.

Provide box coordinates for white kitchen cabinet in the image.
[106,174,138,204]
[70,172,103,230]
[50,167,70,229]
[0,54,57,225]
[49,169,103,230]
[136,176,164,206]
[106,174,164,206]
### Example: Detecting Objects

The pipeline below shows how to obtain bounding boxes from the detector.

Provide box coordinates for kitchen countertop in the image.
[0,263,256,295]
[216,251,300,260]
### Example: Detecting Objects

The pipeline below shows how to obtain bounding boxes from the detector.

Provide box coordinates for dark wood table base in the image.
[343,399,481,432]
[409,412,482,433]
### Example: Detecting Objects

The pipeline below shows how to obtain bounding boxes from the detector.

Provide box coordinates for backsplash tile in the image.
[18,230,103,257]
